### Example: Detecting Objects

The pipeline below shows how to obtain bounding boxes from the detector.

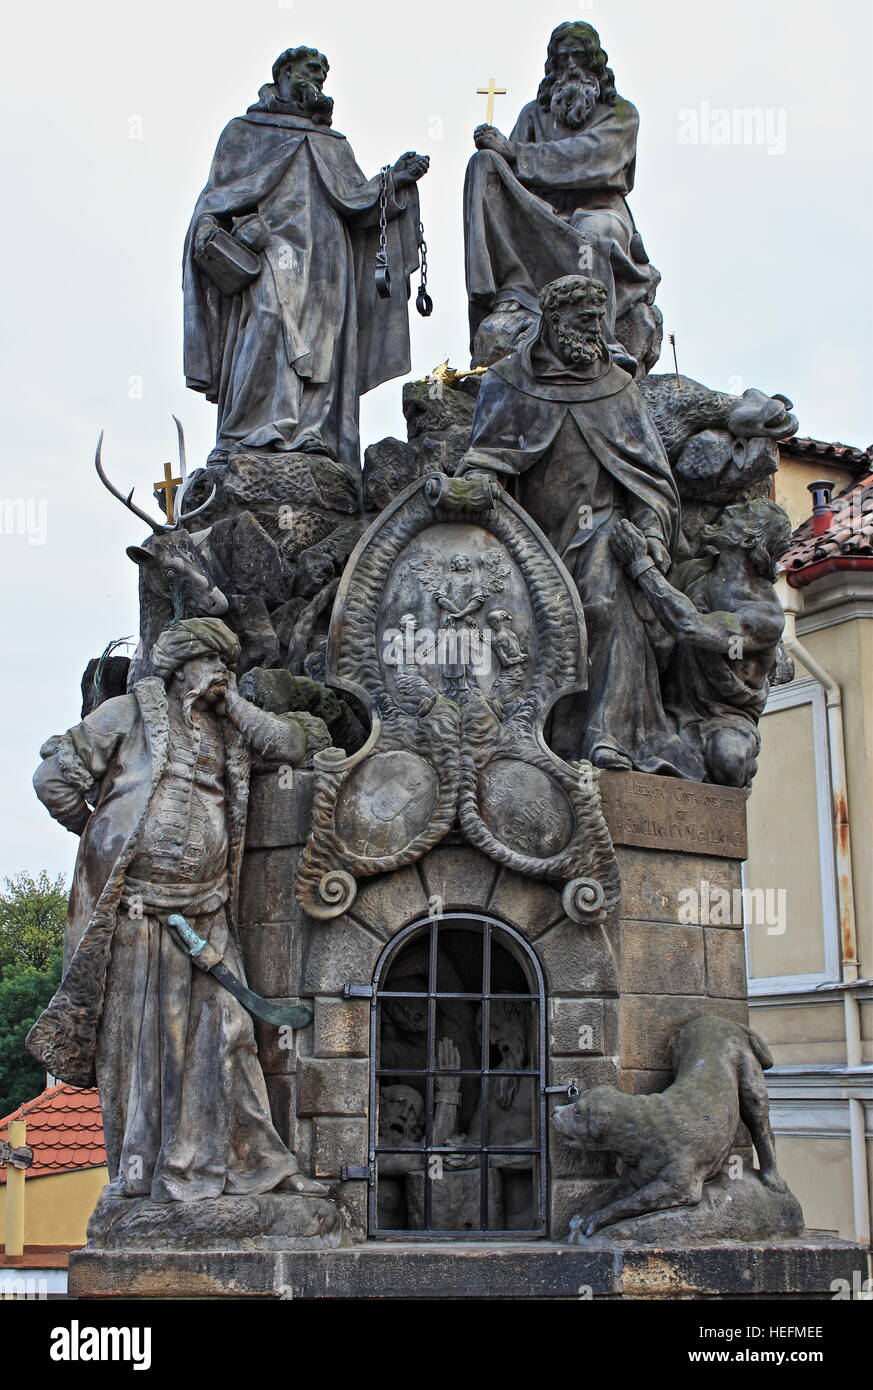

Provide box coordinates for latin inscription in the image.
[599,771,748,860]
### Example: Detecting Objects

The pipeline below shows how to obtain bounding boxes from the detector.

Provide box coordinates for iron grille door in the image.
[368,913,547,1239]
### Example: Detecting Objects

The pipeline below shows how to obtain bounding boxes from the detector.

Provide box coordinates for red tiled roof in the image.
[782,472,873,585]
[780,436,872,470]
[0,1084,105,1181]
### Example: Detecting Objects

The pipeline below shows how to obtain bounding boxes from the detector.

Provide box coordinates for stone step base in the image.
[69,1236,864,1300]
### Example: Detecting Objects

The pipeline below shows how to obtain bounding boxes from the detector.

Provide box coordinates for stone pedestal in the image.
[68,767,865,1298]
[69,1236,861,1300]
[233,766,756,1242]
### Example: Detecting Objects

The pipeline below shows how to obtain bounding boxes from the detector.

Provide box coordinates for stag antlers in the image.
[95,417,217,532]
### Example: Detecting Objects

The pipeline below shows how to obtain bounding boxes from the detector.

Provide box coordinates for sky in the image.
[0,0,871,881]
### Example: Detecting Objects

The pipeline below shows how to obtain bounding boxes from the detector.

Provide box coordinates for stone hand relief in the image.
[380,943,480,1077]
[464,20,661,373]
[295,467,620,922]
[26,618,341,1232]
[553,1016,803,1243]
[611,502,793,787]
[184,44,429,471]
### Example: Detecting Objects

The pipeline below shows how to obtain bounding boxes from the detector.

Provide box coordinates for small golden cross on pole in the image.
[154,460,183,523]
[476,78,506,126]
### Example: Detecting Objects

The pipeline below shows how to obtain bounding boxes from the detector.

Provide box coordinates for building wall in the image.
[745,547,872,1243]
[773,455,855,530]
[0,1167,107,1248]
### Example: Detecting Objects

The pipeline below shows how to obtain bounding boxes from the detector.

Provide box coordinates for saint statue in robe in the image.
[463,21,661,373]
[456,274,699,777]
[184,46,429,471]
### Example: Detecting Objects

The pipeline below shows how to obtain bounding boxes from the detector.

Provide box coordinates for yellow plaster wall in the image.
[0,1167,106,1249]
[746,702,827,981]
[774,455,855,531]
[774,1135,856,1240]
[752,1001,846,1064]
[799,620,873,978]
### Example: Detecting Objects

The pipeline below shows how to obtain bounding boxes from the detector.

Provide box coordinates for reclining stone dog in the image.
[553,1015,799,1239]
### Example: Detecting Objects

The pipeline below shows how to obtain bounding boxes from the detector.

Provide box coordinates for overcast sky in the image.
[1,0,871,881]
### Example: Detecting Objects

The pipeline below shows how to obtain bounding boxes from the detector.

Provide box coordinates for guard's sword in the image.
[167,913,312,1030]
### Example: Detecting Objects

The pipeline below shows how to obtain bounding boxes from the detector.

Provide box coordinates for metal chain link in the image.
[378,165,390,255]
[416,218,433,317]
[418,222,428,288]
[374,165,392,299]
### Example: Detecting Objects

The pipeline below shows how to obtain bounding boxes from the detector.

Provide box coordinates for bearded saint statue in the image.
[27,618,330,1202]
[184,45,429,471]
[455,273,702,777]
[463,20,661,372]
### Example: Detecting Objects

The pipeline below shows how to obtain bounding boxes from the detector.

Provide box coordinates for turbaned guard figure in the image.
[27,619,329,1202]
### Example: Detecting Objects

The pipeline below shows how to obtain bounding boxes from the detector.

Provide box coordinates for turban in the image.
[150,618,241,679]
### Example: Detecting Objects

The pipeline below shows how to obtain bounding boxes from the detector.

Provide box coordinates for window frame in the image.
[745,676,841,996]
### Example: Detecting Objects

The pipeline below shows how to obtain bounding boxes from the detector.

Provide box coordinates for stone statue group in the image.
[25,22,799,1233]
[178,22,796,787]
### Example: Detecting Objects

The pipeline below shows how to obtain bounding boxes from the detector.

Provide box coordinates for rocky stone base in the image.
[68,1236,862,1300]
[571,1174,804,1247]
[85,1190,348,1252]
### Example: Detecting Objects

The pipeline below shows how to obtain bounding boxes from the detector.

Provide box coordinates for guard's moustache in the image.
[182,672,227,728]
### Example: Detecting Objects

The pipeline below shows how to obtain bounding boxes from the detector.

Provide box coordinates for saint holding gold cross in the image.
[476,77,506,127]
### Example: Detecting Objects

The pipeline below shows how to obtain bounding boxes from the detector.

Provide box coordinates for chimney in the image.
[808,479,834,536]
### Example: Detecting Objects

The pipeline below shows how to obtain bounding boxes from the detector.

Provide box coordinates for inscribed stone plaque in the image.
[599,771,748,860]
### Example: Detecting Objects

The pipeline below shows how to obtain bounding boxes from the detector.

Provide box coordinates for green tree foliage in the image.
[0,874,67,1114]
[0,951,63,1116]
[0,871,67,974]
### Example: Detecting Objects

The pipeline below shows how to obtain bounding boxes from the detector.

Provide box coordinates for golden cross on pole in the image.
[154,460,183,524]
[476,77,506,126]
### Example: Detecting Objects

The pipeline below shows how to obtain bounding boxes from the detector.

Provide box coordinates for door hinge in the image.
[341,1162,375,1184]
[343,983,374,999]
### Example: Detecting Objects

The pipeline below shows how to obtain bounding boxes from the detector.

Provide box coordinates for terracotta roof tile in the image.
[780,436,872,470]
[0,1084,106,1181]
[782,471,873,580]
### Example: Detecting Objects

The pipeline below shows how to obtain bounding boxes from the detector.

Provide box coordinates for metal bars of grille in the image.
[369,913,547,1239]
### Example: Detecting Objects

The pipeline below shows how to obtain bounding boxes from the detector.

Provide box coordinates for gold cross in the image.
[476,78,506,126]
[154,460,183,524]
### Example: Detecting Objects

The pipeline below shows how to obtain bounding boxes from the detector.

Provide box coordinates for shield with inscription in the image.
[296,472,620,922]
